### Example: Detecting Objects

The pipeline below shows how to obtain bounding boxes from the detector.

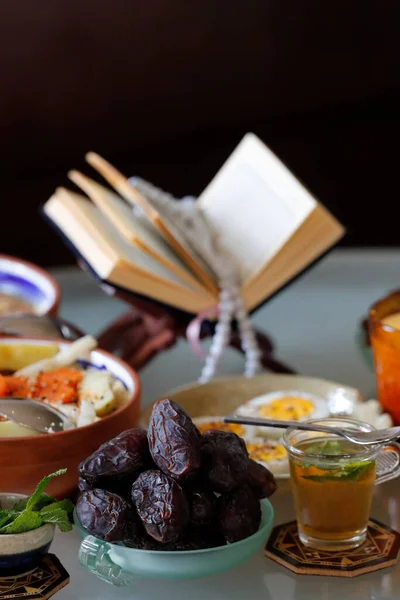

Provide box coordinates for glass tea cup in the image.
[283,418,400,551]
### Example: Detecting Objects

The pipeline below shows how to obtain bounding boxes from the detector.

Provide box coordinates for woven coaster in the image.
[265,519,400,578]
[0,554,69,599]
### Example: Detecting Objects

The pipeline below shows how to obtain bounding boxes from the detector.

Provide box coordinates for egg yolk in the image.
[196,420,245,437]
[246,441,287,462]
[259,397,314,421]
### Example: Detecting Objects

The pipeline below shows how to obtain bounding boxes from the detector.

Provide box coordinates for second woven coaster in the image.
[0,554,69,599]
[265,518,400,578]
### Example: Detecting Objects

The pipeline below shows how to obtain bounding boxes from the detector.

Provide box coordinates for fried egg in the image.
[246,437,289,477]
[193,416,289,477]
[235,390,329,438]
[193,416,254,439]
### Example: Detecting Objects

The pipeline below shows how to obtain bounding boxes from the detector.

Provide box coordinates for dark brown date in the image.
[148,399,201,481]
[201,430,249,493]
[78,428,150,484]
[135,534,163,550]
[133,527,226,551]
[78,474,134,502]
[76,489,138,543]
[187,486,216,527]
[162,527,226,550]
[246,459,277,499]
[218,486,261,543]
[78,477,92,492]
[131,470,189,543]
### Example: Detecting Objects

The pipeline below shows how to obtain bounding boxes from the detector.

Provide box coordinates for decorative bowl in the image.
[74,499,274,586]
[0,254,60,316]
[0,338,141,498]
[0,493,55,576]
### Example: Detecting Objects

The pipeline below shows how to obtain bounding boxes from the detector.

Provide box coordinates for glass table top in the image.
[49,255,400,599]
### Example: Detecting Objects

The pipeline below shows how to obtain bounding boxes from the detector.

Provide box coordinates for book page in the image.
[45,190,214,307]
[242,205,344,310]
[85,152,218,293]
[68,170,208,294]
[198,133,317,284]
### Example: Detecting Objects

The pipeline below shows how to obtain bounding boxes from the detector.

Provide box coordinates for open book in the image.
[43,133,345,315]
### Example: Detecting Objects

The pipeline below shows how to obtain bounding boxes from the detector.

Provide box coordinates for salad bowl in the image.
[0,337,141,498]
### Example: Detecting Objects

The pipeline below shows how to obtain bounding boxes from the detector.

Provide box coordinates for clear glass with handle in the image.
[78,536,136,587]
[283,418,400,552]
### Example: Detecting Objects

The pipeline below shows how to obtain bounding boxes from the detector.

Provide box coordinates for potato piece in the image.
[0,343,59,372]
[112,379,130,409]
[79,369,116,417]
[0,420,40,437]
[77,399,99,427]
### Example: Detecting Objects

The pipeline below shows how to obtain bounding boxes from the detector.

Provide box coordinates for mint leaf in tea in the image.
[300,438,374,481]
[303,439,342,456]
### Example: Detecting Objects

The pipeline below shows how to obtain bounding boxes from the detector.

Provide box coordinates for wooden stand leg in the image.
[96,305,179,371]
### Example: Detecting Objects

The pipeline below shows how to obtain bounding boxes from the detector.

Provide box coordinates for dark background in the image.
[1,0,399,267]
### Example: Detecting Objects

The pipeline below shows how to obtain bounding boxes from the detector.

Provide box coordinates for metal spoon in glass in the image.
[224,415,400,445]
[0,398,72,434]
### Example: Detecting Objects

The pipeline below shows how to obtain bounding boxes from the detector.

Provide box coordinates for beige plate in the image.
[140,374,363,480]
[139,373,363,427]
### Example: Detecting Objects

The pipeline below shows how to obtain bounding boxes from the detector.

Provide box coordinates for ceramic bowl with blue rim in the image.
[0,255,60,317]
[0,493,55,577]
[74,499,274,586]
[0,338,141,499]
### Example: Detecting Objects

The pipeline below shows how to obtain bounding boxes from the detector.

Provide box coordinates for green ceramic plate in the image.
[74,499,274,586]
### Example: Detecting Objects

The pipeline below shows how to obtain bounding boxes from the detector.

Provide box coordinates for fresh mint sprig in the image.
[0,509,18,530]
[26,469,67,511]
[40,507,73,532]
[0,469,74,534]
[13,493,53,512]
[1,512,43,534]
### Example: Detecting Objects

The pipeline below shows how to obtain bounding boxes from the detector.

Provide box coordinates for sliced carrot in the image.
[35,368,83,404]
[4,375,32,398]
[0,374,8,396]
[36,368,82,386]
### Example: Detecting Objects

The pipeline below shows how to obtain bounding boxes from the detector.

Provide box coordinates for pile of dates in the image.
[76,399,277,550]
